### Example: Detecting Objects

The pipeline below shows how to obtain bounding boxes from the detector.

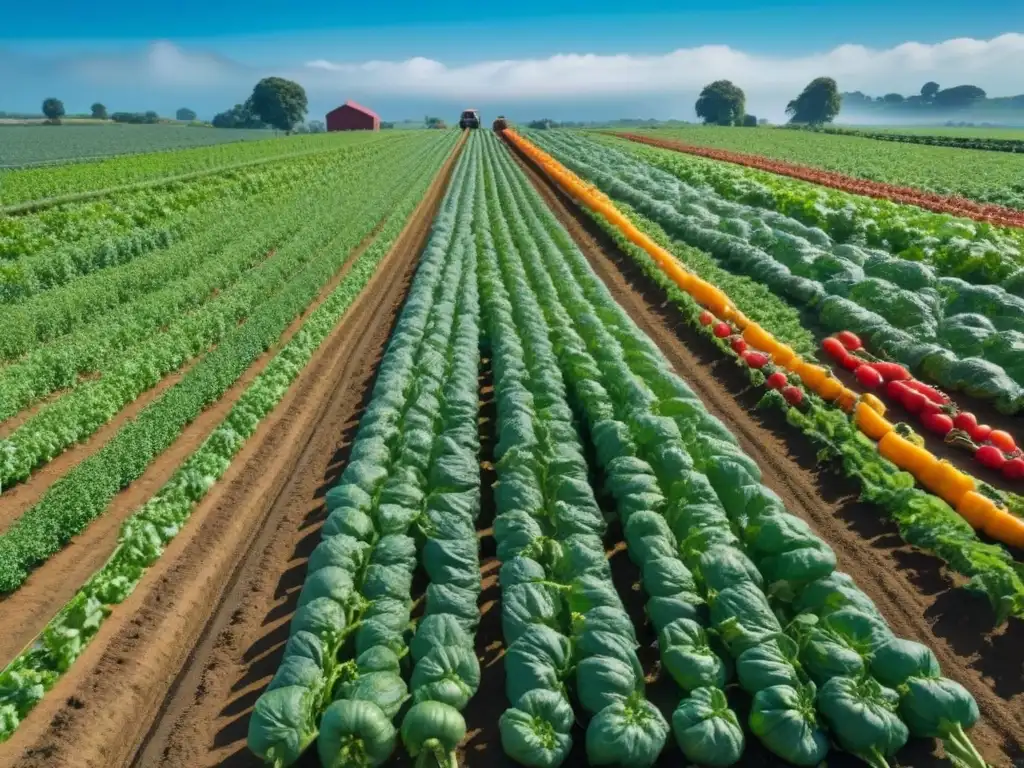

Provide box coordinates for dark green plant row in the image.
[0,132,458,593]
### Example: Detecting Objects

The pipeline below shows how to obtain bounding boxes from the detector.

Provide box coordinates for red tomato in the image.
[821,337,847,360]
[836,331,862,351]
[713,322,732,339]
[971,424,993,442]
[854,365,884,389]
[901,389,928,414]
[730,337,748,354]
[742,350,769,369]
[976,445,1008,470]
[920,412,954,436]
[988,430,1017,454]
[869,362,911,382]
[1003,457,1024,480]
[766,372,788,390]
[886,381,911,401]
[699,311,714,326]
[953,411,978,434]
[782,386,804,406]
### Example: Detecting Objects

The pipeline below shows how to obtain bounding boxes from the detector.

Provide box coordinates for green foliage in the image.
[635,125,1024,209]
[175,107,197,121]
[247,77,308,132]
[934,84,987,109]
[41,97,64,123]
[921,81,940,100]
[0,131,457,742]
[89,103,107,120]
[695,80,746,126]
[786,76,841,125]
[212,102,266,129]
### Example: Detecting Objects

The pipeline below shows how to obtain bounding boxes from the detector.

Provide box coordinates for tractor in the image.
[458,109,481,129]
[492,115,509,132]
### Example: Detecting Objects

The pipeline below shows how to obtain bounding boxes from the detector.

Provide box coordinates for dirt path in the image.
[509,142,1024,767]
[0,217,401,669]
[0,137,463,768]
[613,132,1024,229]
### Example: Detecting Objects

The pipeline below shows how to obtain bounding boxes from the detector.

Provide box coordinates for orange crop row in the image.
[613,132,1024,229]
[504,128,1024,548]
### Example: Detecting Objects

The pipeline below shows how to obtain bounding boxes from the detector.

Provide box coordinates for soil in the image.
[5,130,1022,768]
[613,132,1024,229]
[0,133,466,768]
[508,140,1024,767]
[0,219,396,669]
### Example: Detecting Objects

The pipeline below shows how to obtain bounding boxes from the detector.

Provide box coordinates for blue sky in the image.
[2,1,1023,122]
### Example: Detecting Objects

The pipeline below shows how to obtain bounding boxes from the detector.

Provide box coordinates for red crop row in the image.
[613,132,1024,229]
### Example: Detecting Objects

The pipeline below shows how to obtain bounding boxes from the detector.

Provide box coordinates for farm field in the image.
[0,123,279,169]
[621,126,1024,210]
[0,125,1021,768]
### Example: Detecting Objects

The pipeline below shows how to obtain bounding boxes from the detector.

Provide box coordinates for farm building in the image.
[326,101,381,132]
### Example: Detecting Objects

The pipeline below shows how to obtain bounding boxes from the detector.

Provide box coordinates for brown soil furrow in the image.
[0,136,463,768]
[613,132,1024,229]
[0,357,202,532]
[0,214,392,669]
[509,141,1024,768]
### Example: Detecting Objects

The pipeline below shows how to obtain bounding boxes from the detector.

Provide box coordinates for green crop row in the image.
[248,134,481,767]
[532,131,1024,414]
[488,130,987,768]
[0,125,458,745]
[0,130,397,206]
[0,132,457,592]
[0,137,445,425]
[635,126,1024,210]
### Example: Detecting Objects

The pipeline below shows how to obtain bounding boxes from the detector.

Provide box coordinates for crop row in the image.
[626,127,1024,211]
[1,132,417,278]
[0,140,407,360]
[593,134,1024,290]
[0,124,280,170]
[0,137,412,303]
[0,136,447,429]
[0,135,451,491]
[531,131,1024,414]
[0,132,458,593]
[0,125,457,743]
[248,135,482,767]
[792,125,1024,154]
[512,131,1024,621]
[497,128,988,767]
[0,130,392,206]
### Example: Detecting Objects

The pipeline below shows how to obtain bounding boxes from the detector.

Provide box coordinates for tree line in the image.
[694,77,841,126]
[39,99,201,125]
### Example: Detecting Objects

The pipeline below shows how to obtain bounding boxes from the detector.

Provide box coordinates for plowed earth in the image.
[613,132,1024,229]
[5,132,1021,768]
[0,136,464,768]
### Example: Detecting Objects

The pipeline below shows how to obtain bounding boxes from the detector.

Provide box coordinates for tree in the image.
[248,77,307,132]
[742,114,758,127]
[695,80,746,126]
[90,102,108,120]
[882,93,905,104]
[786,77,841,125]
[212,103,266,129]
[933,85,986,109]
[424,116,444,128]
[144,110,159,122]
[921,81,940,101]
[176,107,197,121]
[42,97,65,124]
[307,120,326,133]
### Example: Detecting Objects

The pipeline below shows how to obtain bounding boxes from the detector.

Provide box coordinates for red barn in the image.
[326,101,381,132]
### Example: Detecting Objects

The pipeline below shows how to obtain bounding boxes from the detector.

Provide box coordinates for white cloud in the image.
[295,33,1024,103]
[5,34,1023,119]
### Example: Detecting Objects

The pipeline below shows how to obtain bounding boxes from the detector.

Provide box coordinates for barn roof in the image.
[328,100,380,120]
